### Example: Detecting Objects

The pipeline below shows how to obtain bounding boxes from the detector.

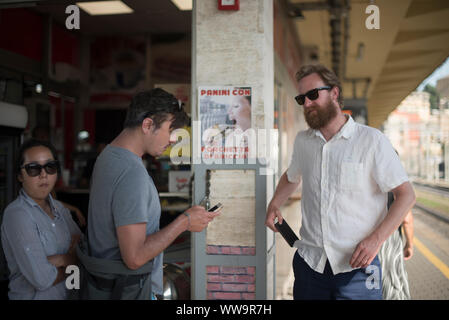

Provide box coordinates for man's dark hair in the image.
[124,88,189,130]
[16,139,61,177]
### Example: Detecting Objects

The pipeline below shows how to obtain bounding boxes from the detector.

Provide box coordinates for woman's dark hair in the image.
[235,87,251,105]
[16,139,61,178]
[124,88,189,130]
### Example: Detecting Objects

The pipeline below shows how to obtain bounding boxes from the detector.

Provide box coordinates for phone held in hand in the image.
[275,218,299,247]
[208,203,223,212]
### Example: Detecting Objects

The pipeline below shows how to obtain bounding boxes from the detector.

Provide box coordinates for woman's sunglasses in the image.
[21,161,59,177]
[295,86,331,106]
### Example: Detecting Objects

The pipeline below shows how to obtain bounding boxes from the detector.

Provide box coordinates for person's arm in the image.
[47,234,80,268]
[47,203,83,268]
[51,190,86,227]
[51,267,67,286]
[2,209,62,291]
[117,205,220,270]
[350,181,416,268]
[265,171,301,232]
[402,211,414,260]
[59,201,86,227]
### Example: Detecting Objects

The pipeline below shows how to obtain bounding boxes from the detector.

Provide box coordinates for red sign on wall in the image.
[218,0,239,11]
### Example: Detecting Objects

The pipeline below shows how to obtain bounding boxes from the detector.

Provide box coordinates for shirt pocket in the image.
[339,161,364,191]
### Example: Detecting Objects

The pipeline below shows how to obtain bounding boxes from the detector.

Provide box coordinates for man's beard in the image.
[304,100,338,129]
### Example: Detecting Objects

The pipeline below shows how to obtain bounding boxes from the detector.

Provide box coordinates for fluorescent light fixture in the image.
[171,0,192,11]
[35,83,42,94]
[78,130,90,140]
[76,1,133,15]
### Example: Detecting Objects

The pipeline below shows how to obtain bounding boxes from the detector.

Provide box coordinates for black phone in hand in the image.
[275,219,299,247]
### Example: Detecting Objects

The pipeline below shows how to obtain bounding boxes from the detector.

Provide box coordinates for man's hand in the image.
[403,244,413,261]
[74,208,86,227]
[69,234,81,253]
[349,233,382,269]
[117,206,219,270]
[186,205,220,232]
[264,172,299,232]
[265,202,283,232]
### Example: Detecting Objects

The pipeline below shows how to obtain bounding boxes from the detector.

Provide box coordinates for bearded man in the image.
[265,64,415,300]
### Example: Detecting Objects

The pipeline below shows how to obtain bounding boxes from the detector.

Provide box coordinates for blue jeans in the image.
[293,252,382,300]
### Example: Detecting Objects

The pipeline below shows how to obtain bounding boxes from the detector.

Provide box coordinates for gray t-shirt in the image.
[87,145,163,294]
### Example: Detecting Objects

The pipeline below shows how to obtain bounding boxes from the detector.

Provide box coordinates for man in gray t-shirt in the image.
[88,144,165,294]
[87,89,220,299]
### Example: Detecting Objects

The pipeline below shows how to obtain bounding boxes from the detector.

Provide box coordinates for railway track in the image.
[411,181,449,224]
[414,202,449,224]
[413,181,449,199]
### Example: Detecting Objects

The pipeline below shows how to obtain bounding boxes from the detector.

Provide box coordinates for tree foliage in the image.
[423,84,440,110]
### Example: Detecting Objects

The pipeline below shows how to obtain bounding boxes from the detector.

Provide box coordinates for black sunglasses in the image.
[21,161,59,177]
[295,86,332,106]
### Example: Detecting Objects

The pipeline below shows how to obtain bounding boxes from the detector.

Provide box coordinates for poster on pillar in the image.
[199,86,253,161]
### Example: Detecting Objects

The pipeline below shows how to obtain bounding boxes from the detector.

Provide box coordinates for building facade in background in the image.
[384,90,449,182]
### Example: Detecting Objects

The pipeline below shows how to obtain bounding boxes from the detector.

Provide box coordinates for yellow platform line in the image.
[414,236,449,280]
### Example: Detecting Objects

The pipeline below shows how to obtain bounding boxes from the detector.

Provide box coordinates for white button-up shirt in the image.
[287,115,409,274]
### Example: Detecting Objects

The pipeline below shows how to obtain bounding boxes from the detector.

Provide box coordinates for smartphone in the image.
[208,203,223,212]
[274,218,299,247]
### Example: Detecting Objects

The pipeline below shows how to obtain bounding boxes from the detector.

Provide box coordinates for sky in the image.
[417,57,449,91]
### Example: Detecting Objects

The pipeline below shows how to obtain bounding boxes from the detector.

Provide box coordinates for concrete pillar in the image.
[192,0,274,300]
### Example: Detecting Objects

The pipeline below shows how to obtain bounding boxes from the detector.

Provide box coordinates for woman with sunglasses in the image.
[1,139,82,299]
